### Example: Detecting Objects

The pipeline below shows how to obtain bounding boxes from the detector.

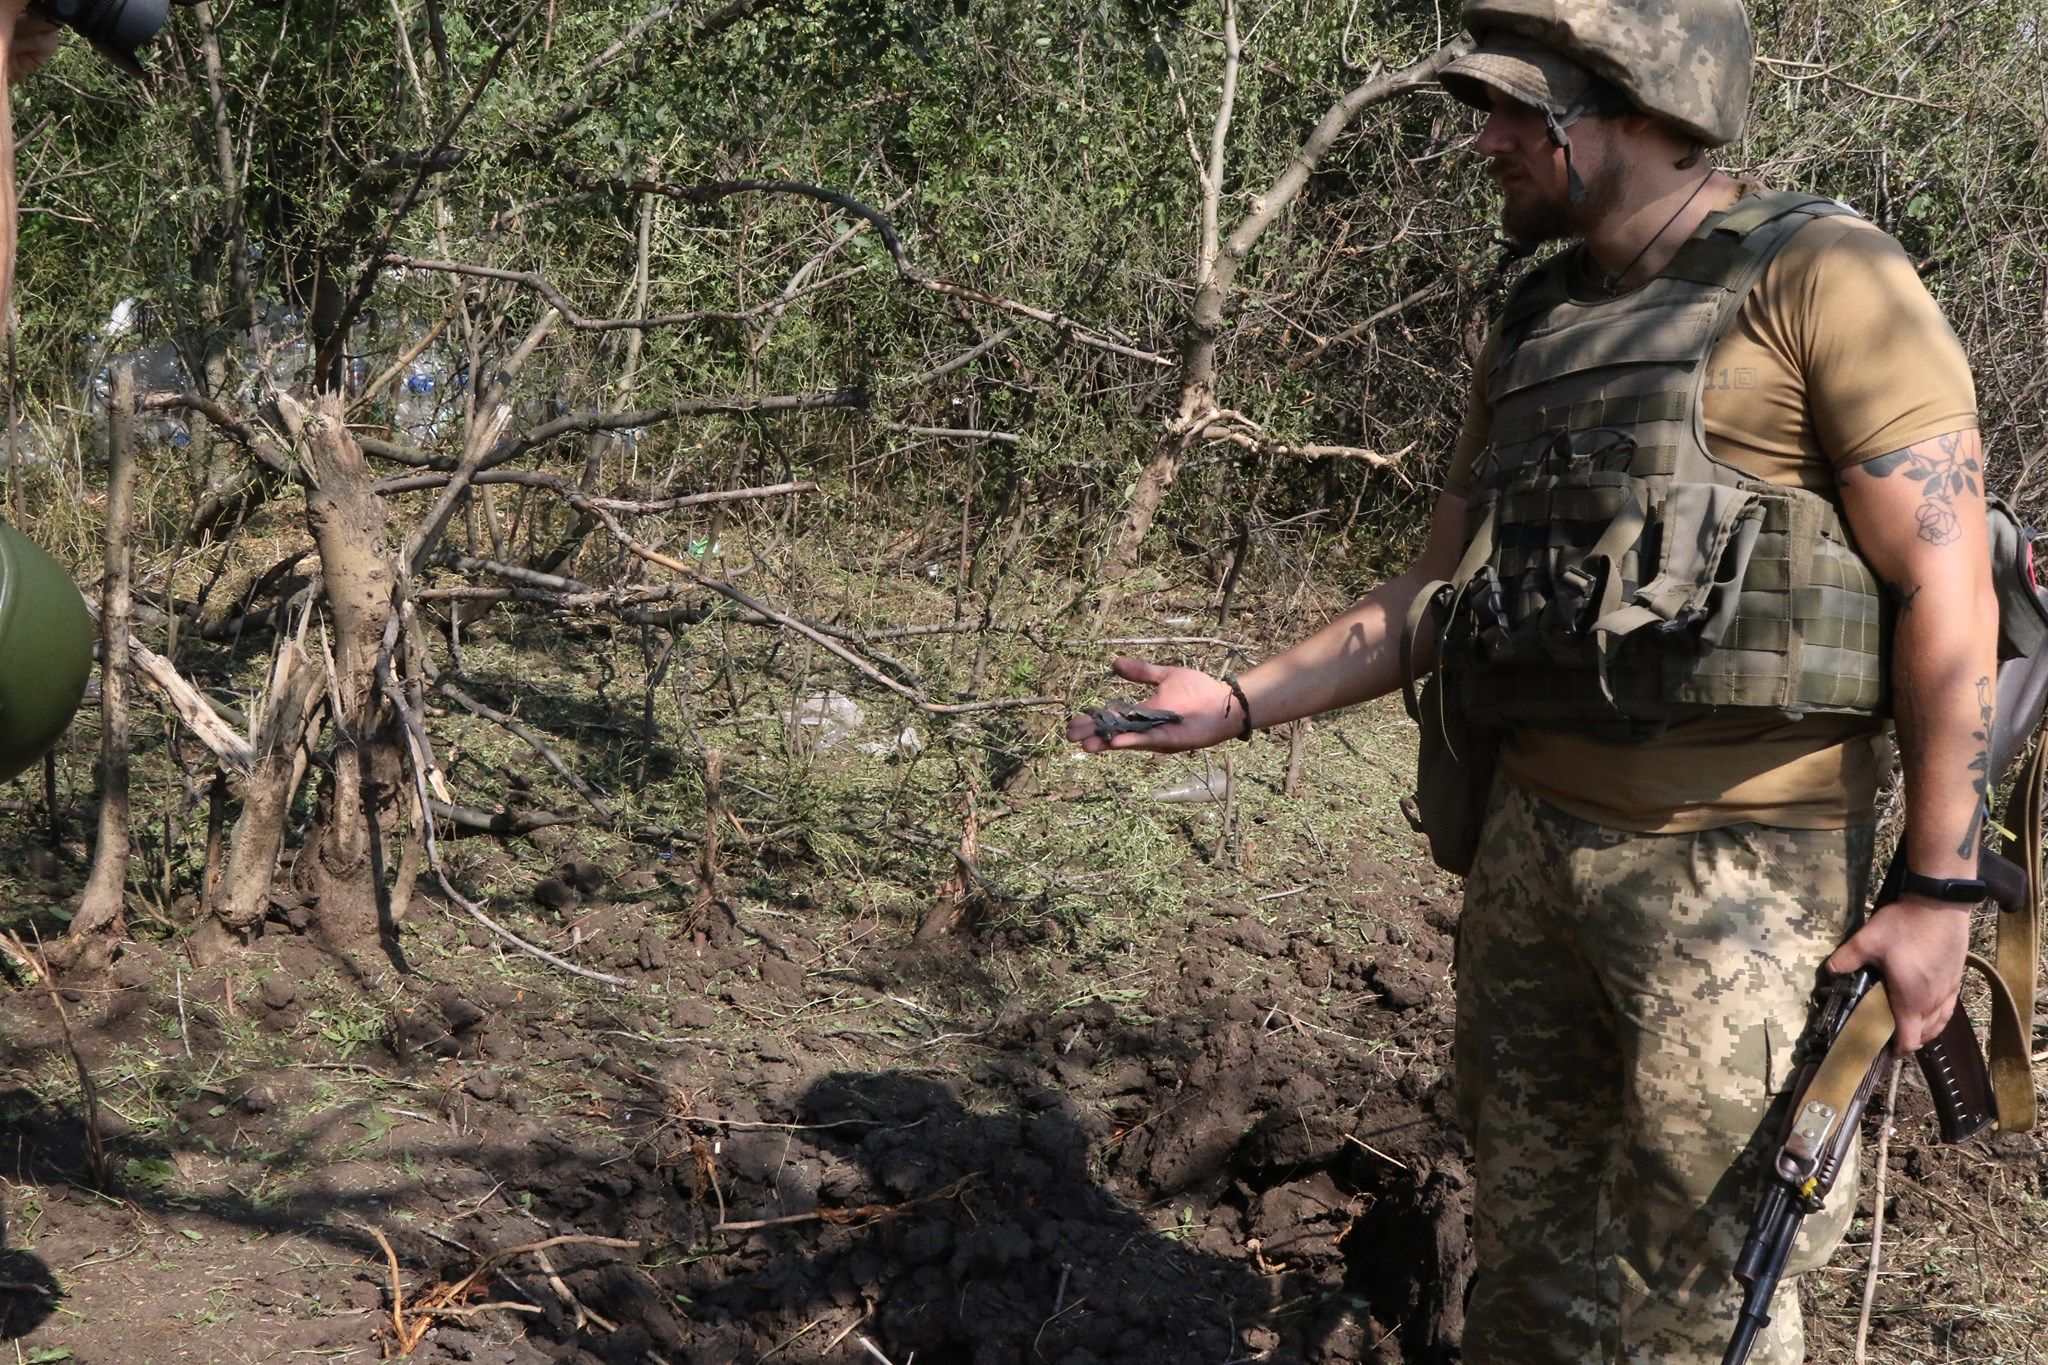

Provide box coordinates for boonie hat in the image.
[1440,34,1597,118]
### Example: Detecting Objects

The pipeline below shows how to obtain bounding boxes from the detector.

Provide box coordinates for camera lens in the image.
[29,0,172,69]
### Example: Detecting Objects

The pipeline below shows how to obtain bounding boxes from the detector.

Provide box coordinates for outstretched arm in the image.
[1067,489,1469,753]
[0,1,61,322]
[1825,429,2000,1054]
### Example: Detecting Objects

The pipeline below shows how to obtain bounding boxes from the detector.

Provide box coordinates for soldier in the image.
[1069,2,1998,1360]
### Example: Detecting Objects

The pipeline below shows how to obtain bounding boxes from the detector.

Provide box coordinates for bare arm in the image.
[1824,429,2000,1054]
[0,0,57,323]
[1067,490,1469,753]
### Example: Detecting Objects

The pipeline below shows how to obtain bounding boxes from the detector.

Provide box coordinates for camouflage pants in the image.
[1453,781,1874,1364]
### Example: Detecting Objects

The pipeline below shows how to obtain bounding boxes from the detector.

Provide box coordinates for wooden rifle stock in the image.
[1728,841,2010,1365]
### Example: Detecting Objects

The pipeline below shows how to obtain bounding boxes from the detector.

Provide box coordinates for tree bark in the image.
[64,366,138,971]
[284,394,414,968]
[210,636,323,935]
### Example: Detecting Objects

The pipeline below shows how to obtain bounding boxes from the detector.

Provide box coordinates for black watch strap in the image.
[1898,867,1990,904]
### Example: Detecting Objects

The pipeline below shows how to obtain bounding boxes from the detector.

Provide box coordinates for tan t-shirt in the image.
[1443,187,1978,832]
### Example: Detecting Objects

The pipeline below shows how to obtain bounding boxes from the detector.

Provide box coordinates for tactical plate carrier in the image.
[1427,190,1891,740]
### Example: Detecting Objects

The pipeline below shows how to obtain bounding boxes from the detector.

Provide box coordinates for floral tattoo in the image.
[1860,432,1980,546]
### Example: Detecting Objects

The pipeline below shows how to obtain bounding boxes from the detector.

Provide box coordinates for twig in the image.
[173,965,191,1059]
[136,389,289,473]
[1854,1065,1903,1363]
[350,316,450,417]
[877,420,1021,445]
[1754,55,1947,109]
[27,932,110,1189]
[1343,1132,1412,1172]
[589,174,1174,367]
[358,1221,637,1353]
[437,682,614,821]
[365,1223,421,1355]
[0,932,42,985]
[714,1173,980,1234]
[426,799,574,837]
[472,387,862,477]
[317,1,548,378]
[1288,283,1447,367]
[382,253,859,332]
[857,1337,900,1365]
[887,327,1019,388]
[583,507,1058,715]
[821,1312,871,1355]
[376,620,629,989]
[534,1245,617,1333]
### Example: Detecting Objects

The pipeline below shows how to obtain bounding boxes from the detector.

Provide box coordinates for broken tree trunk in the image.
[285,393,415,967]
[207,630,324,940]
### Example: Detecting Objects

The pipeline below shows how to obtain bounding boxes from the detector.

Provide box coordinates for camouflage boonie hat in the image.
[1439,33,1599,121]
[1453,0,1755,147]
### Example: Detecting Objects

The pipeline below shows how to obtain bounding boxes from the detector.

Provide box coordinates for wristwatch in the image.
[1897,868,1990,903]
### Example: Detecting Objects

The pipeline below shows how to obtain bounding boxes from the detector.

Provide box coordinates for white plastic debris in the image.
[857,726,923,760]
[1147,768,1232,804]
[103,297,139,340]
[782,690,865,749]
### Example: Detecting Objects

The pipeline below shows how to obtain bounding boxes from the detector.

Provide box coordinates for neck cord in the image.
[1597,169,1717,292]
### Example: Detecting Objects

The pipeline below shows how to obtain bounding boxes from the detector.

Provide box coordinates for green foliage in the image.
[8,0,2048,968]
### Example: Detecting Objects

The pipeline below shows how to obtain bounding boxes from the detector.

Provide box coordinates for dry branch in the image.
[1105,39,1465,579]
[427,799,574,837]
[476,386,863,475]
[316,1,548,382]
[213,624,326,931]
[585,510,1059,715]
[382,253,859,332]
[437,681,615,821]
[586,174,1174,367]
[137,390,289,473]
[1288,282,1449,367]
[713,1173,981,1233]
[359,1222,637,1357]
[118,631,254,773]
[381,648,630,988]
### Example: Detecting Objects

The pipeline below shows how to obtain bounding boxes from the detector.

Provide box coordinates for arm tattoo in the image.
[1960,674,1994,861]
[1860,432,1981,547]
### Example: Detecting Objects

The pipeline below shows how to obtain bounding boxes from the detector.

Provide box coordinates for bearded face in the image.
[1479,102,1628,247]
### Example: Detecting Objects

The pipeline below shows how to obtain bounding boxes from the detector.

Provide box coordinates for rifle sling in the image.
[1983,731,2048,1131]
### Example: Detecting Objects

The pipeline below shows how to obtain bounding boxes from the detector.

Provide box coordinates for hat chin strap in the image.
[1543,93,1600,205]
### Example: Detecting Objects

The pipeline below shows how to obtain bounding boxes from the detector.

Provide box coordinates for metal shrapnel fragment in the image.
[1085,702,1182,741]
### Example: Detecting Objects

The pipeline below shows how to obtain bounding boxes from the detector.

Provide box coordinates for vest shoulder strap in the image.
[1692,192,1860,375]
[1498,251,1575,330]
[1709,189,1850,237]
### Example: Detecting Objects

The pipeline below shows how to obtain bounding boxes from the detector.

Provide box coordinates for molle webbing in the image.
[1446,191,1890,737]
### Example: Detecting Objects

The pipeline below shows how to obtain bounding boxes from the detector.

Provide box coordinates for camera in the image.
[28,0,193,76]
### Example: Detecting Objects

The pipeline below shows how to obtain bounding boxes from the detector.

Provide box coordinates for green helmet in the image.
[1455,0,1755,147]
[0,520,92,783]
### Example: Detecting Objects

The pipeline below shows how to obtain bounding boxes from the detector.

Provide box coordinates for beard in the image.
[1499,141,1626,246]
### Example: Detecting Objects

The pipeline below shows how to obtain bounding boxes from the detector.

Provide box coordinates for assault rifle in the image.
[1723,633,2048,1365]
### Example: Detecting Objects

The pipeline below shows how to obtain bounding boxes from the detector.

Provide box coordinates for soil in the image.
[0,699,2036,1364]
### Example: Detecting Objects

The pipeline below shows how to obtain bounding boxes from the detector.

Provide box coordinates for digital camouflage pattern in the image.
[1458,0,1755,146]
[1454,781,1873,1363]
